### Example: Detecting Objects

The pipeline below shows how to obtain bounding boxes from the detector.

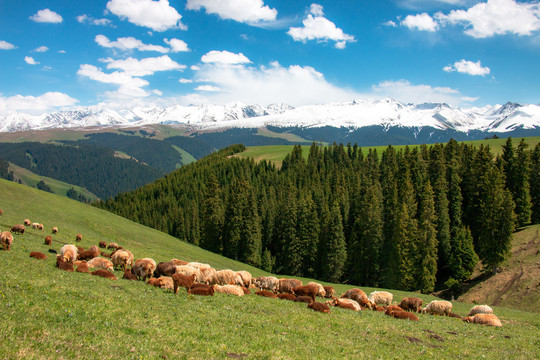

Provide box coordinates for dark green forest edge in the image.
[95,138,540,294]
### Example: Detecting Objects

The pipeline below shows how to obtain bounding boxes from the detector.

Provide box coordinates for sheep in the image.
[368,291,393,306]
[147,277,161,287]
[157,276,174,291]
[24,219,31,226]
[328,298,361,311]
[398,297,423,313]
[467,305,494,317]
[1,231,14,251]
[56,255,74,272]
[77,249,99,261]
[188,286,215,296]
[341,288,368,303]
[76,261,90,273]
[175,265,201,282]
[172,273,197,294]
[277,293,297,301]
[44,236,52,246]
[111,250,134,271]
[37,224,43,231]
[277,279,303,294]
[77,246,85,253]
[385,309,419,321]
[235,270,253,287]
[10,224,25,234]
[107,242,118,250]
[187,262,211,270]
[100,251,112,258]
[190,283,212,291]
[253,276,279,292]
[448,312,463,320]
[359,298,376,310]
[255,290,277,299]
[199,267,217,284]
[170,258,188,266]
[240,286,251,295]
[212,284,244,297]
[60,245,78,263]
[98,241,107,248]
[29,251,47,260]
[52,227,58,234]
[76,234,82,242]
[293,285,318,300]
[123,268,138,280]
[91,269,117,280]
[294,296,314,304]
[385,305,405,313]
[307,282,326,297]
[212,269,237,286]
[308,302,331,313]
[323,286,335,299]
[154,262,177,277]
[0,209,3,216]
[31,223,43,230]
[132,258,157,281]
[422,300,452,316]
[463,314,502,327]
[87,257,114,272]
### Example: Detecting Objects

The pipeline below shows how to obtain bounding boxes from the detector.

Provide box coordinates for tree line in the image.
[95,138,540,293]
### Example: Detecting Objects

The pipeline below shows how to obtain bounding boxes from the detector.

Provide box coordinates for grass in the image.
[0,179,539,359]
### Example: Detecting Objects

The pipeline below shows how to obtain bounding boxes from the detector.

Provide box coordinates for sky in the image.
[1,0,540,116]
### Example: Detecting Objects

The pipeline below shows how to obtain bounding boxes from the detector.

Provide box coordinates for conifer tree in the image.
[319,202,347,282]
[513,139,532,226]
[222,178,245,260]
[448,226,478,282]
[239,185,262,266]
[417,181,438,293]
[531,143,540,223]
[201,174,224,253]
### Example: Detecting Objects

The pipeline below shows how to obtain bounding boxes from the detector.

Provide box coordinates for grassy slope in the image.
[0,179,539,359]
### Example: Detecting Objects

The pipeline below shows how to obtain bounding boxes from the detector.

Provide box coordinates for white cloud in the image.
[436,0,540,38]
[0,40,16,50]
[0,92,78,116]
[164,38,189,52]
[396,0,472,10]
[401,13,439,31]
[372,80,477,105]
[33,46,49,53]
[24,56,39,65]
[195,85,221,92]
[58,50,66,54]
[77,64,151,98]
[443,59,491,76]
[104,55,185,76]
[287,4,356,48]
[191,65,200,71]
[29,9,63,23]
[95,35,169,53]
[383,20,397,27]
[201,50,252,64]
[179,78,193,83]
[77,14,113,26]
[186,0,277,23]
[106,0,186,31]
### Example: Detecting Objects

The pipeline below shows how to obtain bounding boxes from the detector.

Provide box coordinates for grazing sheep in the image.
[463,314,502,327]
[368,291,393,306]
[175,265,201,282]
[100,251,112,258]
[56,255,74,272]
[60,245,78,263]
[24,219,31,226]
[422,300,452,316]
[328,298,361,311]
[1,231,14,251]
[188,286,215,296]
[10,224,25,235]
[385,309,419,321]
[132,258,157,281]
[170,258,188,266]
[107,242,118,250]
[213,284,244,297]
[385,305,405,313]
[29,251,47,260]
[307,282,326,297]
[190,283,212,291]
[31,222,40,230]
[323,286,335,299]
[341,288,368,303]
[157,276,174,291]
[112,250,134,271]
[147,277,161,287]
[37,224,43,231]
[293,285,318,300]
[76,246,85,253]
[52,227,58,234]
[172,273,197,294]
[44,236,52,246]
[235,270,253,287]
[91,269,117,280]
[123,268,138,280]
[277,293,297,301]
[48,249,57,254]
[253,276,280,292]
[294,296,314,304]
[153,262,177,277]
[398,297,423,313]
[0,209,3,216]
[375,306,385,312]
[448,312,463,320]
[98,241,106,248]
[240,286,251,295]
[359,298,376,310]
[467,305,494,317]
[212,269,237,286]
[76,234,82,242]
[308,302,331,313]
[278,279,303,294]
[187,262,211,270]
[87,257,114,271]
[76,261,90,273]
[255,290,277,299]
[199,267,217,284]
[77,249,99,261]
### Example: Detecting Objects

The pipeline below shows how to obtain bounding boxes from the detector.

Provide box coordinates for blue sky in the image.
[1,0,539,115]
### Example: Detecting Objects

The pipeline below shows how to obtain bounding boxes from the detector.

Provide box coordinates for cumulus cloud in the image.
[95,35,169,53]
[77,64,151,98]
[443,59,491,76]
[186,0,277,24]
[288,4,356,48]
[0,40,16,50]
[372,80,477,105]
[195,85,221,92]
[24,56,39,65]
[201,50,252,64]
[436,0,540,38]
[179,78,193,83]
[33,46,49,53]
[104,55,185,76]
[77,14,113,26]
[29,9,63,23]
[0,92,78,116]
[164,38,189,52]
[401,13,439,31]
[106,0,186,31]
[396,0,472,10]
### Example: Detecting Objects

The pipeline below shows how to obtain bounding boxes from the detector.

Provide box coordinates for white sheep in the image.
[422,300,452,316]
[253,276,279,292]
[60,244,78,263]
[235,270,253,287]
[87,257,114,271]
[212,284,244,297]
[187,262,211,270]
[368,291,393,306]
[467,305,493,317]
[212,269,237,285]
[175,265,201,282]
[307,282,326,298]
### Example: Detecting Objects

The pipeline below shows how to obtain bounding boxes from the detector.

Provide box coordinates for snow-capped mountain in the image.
[1,98,539,134]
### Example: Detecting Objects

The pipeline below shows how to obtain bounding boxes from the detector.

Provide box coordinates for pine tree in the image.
[448,226,478,282]
[531,143,540,223]
[513,139,532,226]
[222,178,245,260]
[417,181,438,293]
[239,185,262,266]
[319,202,347,283]
[201,174,224,253]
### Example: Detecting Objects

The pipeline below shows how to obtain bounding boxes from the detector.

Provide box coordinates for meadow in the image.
[0,179,539,359]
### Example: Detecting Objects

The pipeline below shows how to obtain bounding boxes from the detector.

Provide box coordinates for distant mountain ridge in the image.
[1,98,539,134]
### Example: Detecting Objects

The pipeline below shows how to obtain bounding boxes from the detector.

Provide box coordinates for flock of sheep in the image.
[0,211,503,328]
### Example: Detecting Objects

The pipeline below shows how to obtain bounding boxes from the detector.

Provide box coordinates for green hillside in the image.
[0,179,539,359]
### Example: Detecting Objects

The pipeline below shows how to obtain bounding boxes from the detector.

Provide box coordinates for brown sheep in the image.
[398,297,423,313]
[100,251,112,258]
[10,224,25,235]
[60,245,78,263]
[147,277,161,286]
[77,246,85,253]
[385,305,405,313]
[341,288,368,303]
[107,242,118,250]
[56,255,74,272]
[255,290,277,299]
[448,312,463,320]
[76,261,90,273]
[75,234,82,242]
[154,261,177,277]
[1,231,14,251]
[92,269,117,280]
[212,284,244,297]
[111,250,134,271]
[294,296,314,304]
[277,279,303,294]
[132,258,157,281]
[308,302,331,313]
[463,314,502,327]
[0,209,3,215]
[359,298,376,310]
[77,249,99,261]
[29,251,47,260]
[122,268,138,280]
[190,283,212,291]
[23,219,31,226]
[240,286,251,295]
[293,285,318,300]
[188,286,215,296]
[98,241,106,248]
[172,273,197,294]
[87,257,114,271]
[328,298,361,311]
[44,236,52,246]
[306,282,326,297]
[170,258,188,266]
[277,293,297,301]
[386,309,419,321]
[323,286,335,298]
[147,277,174,291]
[52,227,58,234]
